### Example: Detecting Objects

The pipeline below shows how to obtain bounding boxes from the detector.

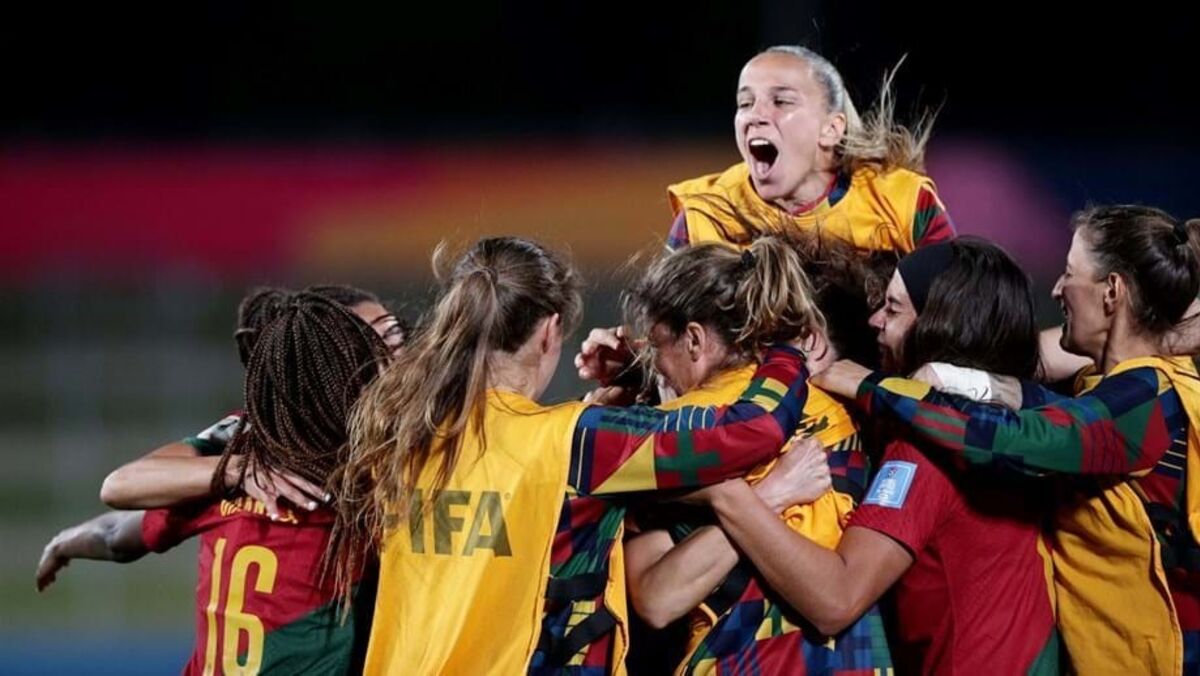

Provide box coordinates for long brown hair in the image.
[625,235,824,369]
[901,237,1040,379]
[329,236,581,604]
[781,230,896,368]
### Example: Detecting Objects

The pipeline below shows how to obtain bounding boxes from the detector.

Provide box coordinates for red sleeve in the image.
[848,441,955,555]
[141,501,223,553]
[569,347,808,494]
[912,182,956,247]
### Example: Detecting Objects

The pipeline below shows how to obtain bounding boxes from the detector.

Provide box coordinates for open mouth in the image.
[747,138,779,177]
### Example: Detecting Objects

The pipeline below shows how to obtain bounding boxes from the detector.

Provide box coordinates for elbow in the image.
[99,470,129,509]
[629,584,687,630]
[632,598,683,630]
[810,589,878,636]
[100,466,150,510]
[787,587,866,637]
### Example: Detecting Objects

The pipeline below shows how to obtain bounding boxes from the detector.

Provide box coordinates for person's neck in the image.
[772,168,837,214]
[694,356,752,390]
[488,352,540,400]
[1097,319,1161,374]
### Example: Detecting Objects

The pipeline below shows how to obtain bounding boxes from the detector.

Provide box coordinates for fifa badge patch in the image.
[864,461,917,509]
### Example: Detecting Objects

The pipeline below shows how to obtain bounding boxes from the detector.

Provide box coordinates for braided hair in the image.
[215,291,391,496]
[233,286,295,367]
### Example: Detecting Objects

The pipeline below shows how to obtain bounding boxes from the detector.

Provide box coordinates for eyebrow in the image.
[736,85,800,95]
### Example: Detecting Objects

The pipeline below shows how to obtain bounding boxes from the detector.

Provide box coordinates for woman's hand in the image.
[753,437,832,513]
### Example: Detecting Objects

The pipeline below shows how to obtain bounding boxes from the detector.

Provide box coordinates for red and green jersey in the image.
[655,427,891,675]
[682,582,892,676]
[855,367,1184,477]
[665,168,955,252]
[529,347,810,673]
[851,440,1060,674]
[856,366,1200,647]
[142,498,367,675]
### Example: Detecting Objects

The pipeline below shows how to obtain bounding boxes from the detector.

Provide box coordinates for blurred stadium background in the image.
[2,2,1198,673]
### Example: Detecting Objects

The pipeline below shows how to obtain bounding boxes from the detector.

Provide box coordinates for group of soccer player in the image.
[35,44,1200,675]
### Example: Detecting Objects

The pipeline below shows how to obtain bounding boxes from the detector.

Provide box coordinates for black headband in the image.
[897,242,955,314]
